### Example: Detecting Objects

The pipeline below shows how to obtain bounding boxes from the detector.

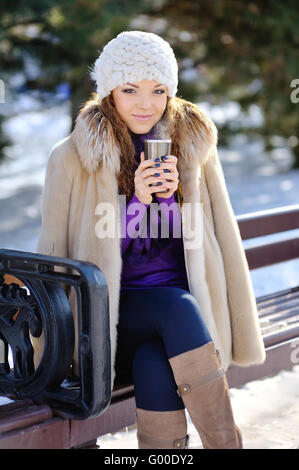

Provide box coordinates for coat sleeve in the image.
[204,145,266,366]
[32,144,73,368]
[36,144,72,269]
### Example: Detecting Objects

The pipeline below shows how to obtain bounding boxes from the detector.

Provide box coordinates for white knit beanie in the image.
[90,30,178,100]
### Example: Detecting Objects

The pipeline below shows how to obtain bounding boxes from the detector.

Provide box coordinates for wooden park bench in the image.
[0,203,298,449]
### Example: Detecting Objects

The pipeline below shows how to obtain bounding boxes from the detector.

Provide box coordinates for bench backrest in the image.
[236,204,299,269]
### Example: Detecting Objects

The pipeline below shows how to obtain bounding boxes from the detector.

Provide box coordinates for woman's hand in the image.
[154,154,179,199]
[134,152,179,204]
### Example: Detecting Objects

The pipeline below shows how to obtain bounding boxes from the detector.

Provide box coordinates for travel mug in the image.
[143,139,172,193]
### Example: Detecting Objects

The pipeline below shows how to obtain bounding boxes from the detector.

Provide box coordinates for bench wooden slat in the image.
[257,286,299,308]
[261,311,299,324]
[0,404,53,434]
[0,416,70,449]
[0,399,34,418]
[237,205,299,239]
[227,338,297,389]
[111,384,135,403]
[256,285,299,302]
[262,325,299,348]
[257,288,299,316]
[261,318,299,332]
[259,302,299,317]
[260,303,299,316]
[69,396,137,448]
[245,237,299,269]
[256,287,299,344]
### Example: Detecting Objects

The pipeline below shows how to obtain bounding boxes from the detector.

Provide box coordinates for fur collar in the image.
[71,94,218,175]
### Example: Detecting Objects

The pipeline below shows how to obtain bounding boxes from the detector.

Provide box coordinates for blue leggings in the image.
[115,287,212,412]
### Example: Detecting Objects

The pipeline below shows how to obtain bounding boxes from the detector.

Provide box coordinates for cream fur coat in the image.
[35,96,266,391]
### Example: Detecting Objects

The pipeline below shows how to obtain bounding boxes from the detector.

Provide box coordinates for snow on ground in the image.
[98,364,299,449]
[0,101,71,252]
[0,95,298,449]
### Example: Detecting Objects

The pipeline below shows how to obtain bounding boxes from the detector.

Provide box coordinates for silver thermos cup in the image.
[143,139,172,193]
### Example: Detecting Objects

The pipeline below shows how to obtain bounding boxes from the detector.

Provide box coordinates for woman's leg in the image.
[118,287,212,360]
[133,337,184,412]
[117,287,242,449]
[116,287,209,449]
[133,338,188,449]
[169,343,243,449]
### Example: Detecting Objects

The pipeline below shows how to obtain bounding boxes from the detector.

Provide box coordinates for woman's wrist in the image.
[134,191,152,206]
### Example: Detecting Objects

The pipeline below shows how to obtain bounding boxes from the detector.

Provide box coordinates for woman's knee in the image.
[158,291,212,356]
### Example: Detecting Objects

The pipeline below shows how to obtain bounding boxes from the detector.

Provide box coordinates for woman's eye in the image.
[122,89,165,94]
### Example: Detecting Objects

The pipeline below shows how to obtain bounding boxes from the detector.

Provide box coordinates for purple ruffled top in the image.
[120,124,190,292]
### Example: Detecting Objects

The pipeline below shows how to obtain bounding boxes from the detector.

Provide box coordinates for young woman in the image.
[35,31,266,449]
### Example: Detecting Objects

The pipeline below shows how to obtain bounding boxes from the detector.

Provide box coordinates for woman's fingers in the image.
[134,153,179,200]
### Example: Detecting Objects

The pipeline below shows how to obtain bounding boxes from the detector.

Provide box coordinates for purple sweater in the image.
[120,125,190,292]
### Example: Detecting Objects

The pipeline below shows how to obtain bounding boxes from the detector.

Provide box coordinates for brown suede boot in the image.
[136,408,189,449]
[168,342,243,449]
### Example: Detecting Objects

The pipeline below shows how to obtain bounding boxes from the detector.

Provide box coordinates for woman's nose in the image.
[137,96,153,109]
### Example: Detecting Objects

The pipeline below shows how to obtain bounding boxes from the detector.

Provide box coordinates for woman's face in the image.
[112,79,168,134]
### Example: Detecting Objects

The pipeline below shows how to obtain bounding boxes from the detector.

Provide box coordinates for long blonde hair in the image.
[99,92,187,208]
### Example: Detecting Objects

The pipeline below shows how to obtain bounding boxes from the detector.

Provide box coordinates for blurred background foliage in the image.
[0,0,298,165]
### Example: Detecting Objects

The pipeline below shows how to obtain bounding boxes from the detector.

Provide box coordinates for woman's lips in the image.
[132,114,153,121]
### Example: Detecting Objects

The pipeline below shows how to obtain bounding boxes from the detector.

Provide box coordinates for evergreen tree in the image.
[146,0,299,166]
[0,0,149,159]
[1,1,298,166]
